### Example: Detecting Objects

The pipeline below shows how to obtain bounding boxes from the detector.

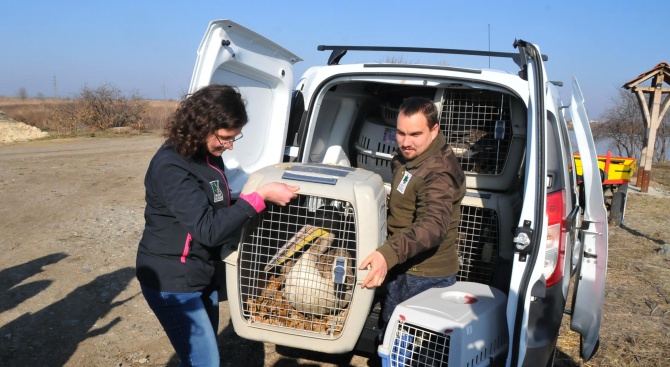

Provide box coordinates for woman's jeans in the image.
[141,284,220,367]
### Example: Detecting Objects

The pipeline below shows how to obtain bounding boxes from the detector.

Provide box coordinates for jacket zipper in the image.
[181,157,231,264]
[180,233,192,263]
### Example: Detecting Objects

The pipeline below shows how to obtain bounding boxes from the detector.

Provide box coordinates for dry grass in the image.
[0,97,177,134]
[648,162,670,191]
[0,97,63,130]
[556,163,670,367]
[143,99,179,131]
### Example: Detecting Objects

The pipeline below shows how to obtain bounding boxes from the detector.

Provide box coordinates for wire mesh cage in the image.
[456,198,500,285]
[439,89,513,175]
[456,191,521,287]
[386,322,451,367]
[225,163,386,353]
[378,282,509,367]
[239,197,357,334]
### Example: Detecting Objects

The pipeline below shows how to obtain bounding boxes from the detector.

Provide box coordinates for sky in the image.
[1,1,668,120]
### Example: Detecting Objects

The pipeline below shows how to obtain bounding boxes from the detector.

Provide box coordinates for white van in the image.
[189,19,608,367]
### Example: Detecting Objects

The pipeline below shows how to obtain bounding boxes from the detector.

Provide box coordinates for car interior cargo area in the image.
[303,79,526,294]
[300,80,526,192]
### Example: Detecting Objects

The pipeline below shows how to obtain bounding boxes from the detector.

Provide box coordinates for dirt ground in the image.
[0,135,373,367]
[555,189,670,366]
[0,134,668,367]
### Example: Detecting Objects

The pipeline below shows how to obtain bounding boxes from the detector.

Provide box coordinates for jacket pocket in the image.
[185,257,216,288]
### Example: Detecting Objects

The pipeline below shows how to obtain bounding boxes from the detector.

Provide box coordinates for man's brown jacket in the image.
[377,132,466,277]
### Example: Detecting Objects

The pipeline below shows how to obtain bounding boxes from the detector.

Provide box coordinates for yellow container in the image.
[573,151,637,184]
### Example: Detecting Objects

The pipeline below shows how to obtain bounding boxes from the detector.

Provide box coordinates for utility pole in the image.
[162,85,168,121]
[52,74,57,98]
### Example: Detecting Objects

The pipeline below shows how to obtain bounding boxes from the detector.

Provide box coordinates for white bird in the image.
[276,225,354,315]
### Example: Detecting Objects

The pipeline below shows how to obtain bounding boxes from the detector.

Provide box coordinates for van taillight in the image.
[544,190,566,287]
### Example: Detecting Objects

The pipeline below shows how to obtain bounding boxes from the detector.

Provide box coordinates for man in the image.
[359,96,466,327]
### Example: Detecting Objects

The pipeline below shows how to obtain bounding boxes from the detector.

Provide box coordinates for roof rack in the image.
[316,44,548,68]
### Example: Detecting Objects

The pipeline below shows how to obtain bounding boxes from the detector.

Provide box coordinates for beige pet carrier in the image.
[223,163,387,353]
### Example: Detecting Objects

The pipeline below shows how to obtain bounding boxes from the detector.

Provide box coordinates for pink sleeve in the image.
[239,192,266,213]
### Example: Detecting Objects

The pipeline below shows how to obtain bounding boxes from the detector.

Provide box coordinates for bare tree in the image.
[77,84,147,130]
[48,84,148,137]
[16,87,28,100]
[49,99,84,136]
[595,87,670,162]
[593,89,644,158]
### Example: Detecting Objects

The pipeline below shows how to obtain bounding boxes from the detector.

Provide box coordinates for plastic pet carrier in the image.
[378,282,508,367]
[223,163,387,353]
[437,89,526,191]
[354,117,398,183]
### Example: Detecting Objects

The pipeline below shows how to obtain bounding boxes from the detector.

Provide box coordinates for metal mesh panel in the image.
[238,194,357,337]
[456,205,499,285]
[389,322,450,367]
[388,320,507,367]
[440,90,513,174]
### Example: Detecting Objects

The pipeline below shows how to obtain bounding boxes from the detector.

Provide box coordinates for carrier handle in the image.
[354,143,394,161]
[357,266,371,286]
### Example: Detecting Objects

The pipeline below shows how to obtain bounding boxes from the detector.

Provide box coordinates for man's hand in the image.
[359,250,388,289]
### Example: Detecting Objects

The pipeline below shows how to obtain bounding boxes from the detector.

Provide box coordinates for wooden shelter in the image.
[623,62,670,193]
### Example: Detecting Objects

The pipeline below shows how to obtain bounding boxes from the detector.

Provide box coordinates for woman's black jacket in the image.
[136,145,257,293]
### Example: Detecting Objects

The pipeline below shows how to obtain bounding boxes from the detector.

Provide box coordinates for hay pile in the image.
[246,274,348,336]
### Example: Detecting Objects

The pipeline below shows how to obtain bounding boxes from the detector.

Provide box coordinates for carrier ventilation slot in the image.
[238,194,357,336]
[456,205,499,285]
[440,90,512,174]
[355,118,398,182]
[466,334,507,367]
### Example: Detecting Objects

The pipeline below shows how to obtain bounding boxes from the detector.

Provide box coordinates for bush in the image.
[47,101,81,136]
[1,86,177,138]
[47,84,149,136]
[78,84,147,131]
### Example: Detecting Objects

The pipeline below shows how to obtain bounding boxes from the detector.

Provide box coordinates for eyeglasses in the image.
[214,132,243,146]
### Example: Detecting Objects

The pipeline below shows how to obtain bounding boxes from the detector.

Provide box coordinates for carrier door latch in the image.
[513,220,533,261]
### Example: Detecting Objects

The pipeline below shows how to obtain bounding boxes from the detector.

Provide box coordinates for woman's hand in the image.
[256,182,300,206]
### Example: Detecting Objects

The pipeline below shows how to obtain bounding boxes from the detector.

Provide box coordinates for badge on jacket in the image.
[397,171,412,194]
[210,180,224,202]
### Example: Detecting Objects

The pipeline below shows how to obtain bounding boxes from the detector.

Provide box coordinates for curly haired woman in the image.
[136,85,299,366]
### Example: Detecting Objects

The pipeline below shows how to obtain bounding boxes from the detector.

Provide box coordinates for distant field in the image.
[0,97,178,132]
